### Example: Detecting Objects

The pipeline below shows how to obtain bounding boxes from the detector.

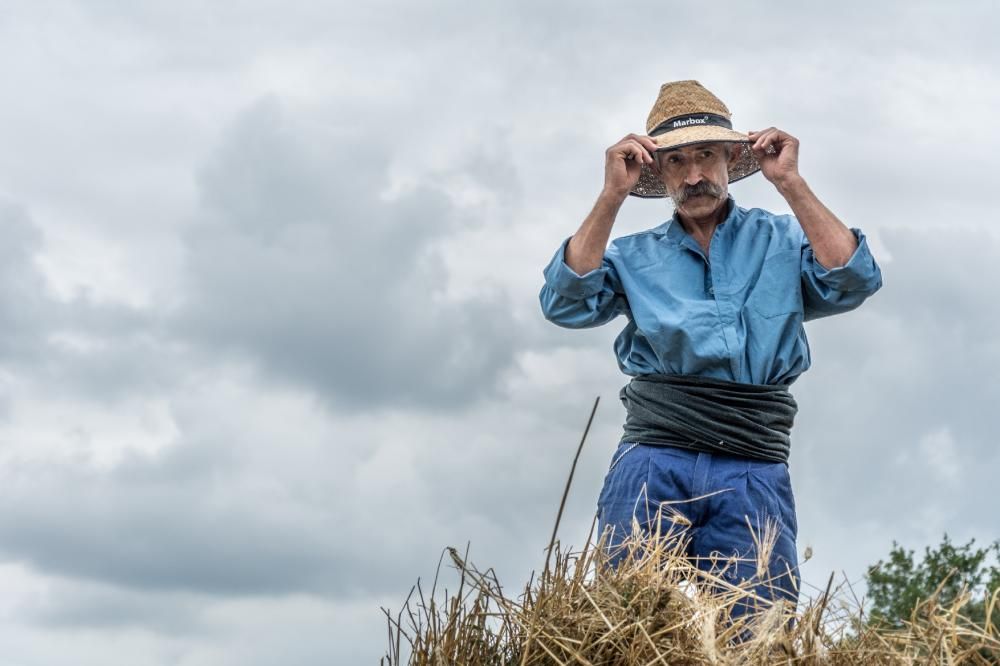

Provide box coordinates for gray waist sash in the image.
[619,374,798,463]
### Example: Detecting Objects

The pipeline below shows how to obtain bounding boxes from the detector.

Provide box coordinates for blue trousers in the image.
[597,442,800,615]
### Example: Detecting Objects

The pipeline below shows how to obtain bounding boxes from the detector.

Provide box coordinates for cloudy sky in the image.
[0,1,997,663]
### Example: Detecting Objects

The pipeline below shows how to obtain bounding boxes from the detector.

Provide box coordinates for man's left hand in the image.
[748,127,801,190]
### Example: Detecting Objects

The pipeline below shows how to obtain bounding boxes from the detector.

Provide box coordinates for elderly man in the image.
[538,80,882,613]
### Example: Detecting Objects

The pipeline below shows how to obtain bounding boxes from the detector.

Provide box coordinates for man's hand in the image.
[565,134,656,275]
[748,127,802,191]
[749,127,859,268]
[603,134,658,199]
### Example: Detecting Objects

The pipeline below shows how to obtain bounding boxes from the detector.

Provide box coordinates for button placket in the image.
[708,231,722,299]
[710,228,741,378]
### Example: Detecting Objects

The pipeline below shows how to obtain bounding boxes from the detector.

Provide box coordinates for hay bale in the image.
[382,526,1000,665]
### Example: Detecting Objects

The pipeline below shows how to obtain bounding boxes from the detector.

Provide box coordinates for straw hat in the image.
[631,80,760,198]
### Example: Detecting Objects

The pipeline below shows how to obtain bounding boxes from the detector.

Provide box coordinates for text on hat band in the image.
[650,113,733,137]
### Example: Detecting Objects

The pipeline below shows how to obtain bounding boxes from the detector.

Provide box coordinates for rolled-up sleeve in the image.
[539,237,630,329]
[801,228,883,321]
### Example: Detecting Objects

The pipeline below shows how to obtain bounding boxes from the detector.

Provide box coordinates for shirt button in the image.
[708,286,715,295]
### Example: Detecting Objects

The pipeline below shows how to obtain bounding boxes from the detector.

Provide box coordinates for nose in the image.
[683,162,704,186]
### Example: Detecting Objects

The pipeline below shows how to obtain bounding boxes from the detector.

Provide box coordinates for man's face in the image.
[654,142,738,220]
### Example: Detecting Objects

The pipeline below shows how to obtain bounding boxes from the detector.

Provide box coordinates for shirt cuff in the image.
[542,237,610,300]
[807,228,883,293]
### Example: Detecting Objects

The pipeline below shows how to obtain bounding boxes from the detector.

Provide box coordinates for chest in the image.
[615,228,804,320]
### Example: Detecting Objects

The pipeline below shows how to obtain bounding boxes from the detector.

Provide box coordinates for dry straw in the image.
[382,399,999,664]
[383,522,1000,665]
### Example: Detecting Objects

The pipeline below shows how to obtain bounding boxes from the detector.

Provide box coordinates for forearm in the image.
[776,176,858,269]
[565,190,625,274]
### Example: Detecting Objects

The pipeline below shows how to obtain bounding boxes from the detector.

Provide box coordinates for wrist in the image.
[774,174,809,200]
[598,186,630,207]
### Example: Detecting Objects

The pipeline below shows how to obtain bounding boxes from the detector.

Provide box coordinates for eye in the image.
[701,150,714,158]
[666,155,681,164]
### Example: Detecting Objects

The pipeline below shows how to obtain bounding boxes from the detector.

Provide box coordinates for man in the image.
[538,80,882,613]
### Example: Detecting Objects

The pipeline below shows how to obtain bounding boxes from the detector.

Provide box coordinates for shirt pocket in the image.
[746,249,804,319]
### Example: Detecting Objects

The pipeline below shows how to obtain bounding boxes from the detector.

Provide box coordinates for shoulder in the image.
[733,205,806,249]
[608,222,671,253]
[603,222,675,271]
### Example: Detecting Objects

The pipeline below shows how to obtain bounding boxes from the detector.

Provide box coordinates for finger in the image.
[757,141,779,157]
[777,131,799,147]
[630,135,653,163]
[756,128,796,151]
[751,127,777,144]
[750,139,776,157]
[752,127,776,143]
[609,140,637,162]
[618,134,657,161]
[753,129,780,152]
[764,130,790,146]
[622,140,653,164]
[620,133,647,151]
[762,131,795,155]
[637,135,659,153]
[760,132,779,151]
[751,138,771,154]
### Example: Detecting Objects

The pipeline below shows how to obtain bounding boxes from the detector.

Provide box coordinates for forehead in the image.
[659,141,727,156]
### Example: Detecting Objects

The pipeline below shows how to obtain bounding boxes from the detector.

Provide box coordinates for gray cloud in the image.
[0,201,50,362]
[0,395,599,609]
[0,451,331,596]
[0,2,997,664]
[789,227,1000,578]
[174,100,520,410]
[27,581,206,634]
[0,200,183,406]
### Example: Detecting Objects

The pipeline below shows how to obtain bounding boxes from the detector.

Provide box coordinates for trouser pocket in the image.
[597,441,640,516]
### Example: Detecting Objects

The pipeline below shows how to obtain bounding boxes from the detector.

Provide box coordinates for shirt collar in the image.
[664,196,739,247]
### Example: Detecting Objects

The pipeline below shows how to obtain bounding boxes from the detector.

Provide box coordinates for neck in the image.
[676,198,730,252]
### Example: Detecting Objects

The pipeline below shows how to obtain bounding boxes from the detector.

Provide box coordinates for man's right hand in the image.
[566,135,658,275]
[603,134,658,199]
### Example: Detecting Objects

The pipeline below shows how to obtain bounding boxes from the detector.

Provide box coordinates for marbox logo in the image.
[672,116,709,128]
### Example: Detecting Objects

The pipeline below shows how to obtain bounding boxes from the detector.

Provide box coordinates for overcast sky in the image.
[0,1,998,664]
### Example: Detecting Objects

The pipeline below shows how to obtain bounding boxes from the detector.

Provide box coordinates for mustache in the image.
[672,181,726,204]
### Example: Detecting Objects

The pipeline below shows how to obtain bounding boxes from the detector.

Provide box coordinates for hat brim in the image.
[629,127,761,199]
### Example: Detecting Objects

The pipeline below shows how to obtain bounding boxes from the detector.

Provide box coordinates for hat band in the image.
[650,113,732,136]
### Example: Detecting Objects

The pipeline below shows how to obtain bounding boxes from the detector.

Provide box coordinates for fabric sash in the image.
[619,374,798,463]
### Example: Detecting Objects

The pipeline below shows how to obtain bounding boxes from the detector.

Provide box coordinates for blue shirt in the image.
[539,198,883,386]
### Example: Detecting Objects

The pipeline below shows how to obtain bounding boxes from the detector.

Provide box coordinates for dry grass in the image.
[382,520,1000,665]
[382,401,997,664]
